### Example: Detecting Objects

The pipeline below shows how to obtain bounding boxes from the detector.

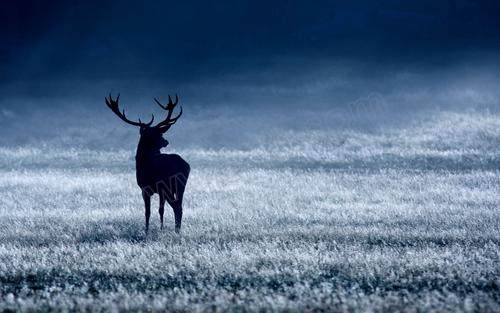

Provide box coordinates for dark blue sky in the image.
[1,0,500,88]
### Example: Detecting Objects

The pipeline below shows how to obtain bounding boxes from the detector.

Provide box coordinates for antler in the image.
[153,94,183,132]
[105,93,154,127]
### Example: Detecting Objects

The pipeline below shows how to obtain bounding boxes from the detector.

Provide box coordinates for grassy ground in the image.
[0,108,498,312]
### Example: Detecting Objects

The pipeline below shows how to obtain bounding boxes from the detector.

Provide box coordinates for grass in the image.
[0,108,498,312]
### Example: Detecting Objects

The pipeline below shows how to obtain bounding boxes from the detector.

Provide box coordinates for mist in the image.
[2,1,500,150]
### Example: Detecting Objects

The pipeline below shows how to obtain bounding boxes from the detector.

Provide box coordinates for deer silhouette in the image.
[105,94,190,234]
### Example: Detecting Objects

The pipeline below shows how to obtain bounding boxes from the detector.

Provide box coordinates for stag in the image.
[105,94,190,233]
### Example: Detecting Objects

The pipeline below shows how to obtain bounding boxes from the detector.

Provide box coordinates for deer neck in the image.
[135,141,160,164]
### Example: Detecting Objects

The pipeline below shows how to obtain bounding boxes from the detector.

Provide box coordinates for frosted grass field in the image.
[0,103,499,311]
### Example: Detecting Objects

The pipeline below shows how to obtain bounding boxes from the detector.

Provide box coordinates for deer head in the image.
[105,93,183,154]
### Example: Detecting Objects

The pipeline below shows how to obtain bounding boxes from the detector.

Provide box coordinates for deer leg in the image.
[142,191,151,234]
[159,193,165,230]
[173,202,183,234]
[173,176,187,234]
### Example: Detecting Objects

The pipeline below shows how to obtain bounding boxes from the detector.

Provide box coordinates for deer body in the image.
[136,152,190,233]
[106,94,189,233]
